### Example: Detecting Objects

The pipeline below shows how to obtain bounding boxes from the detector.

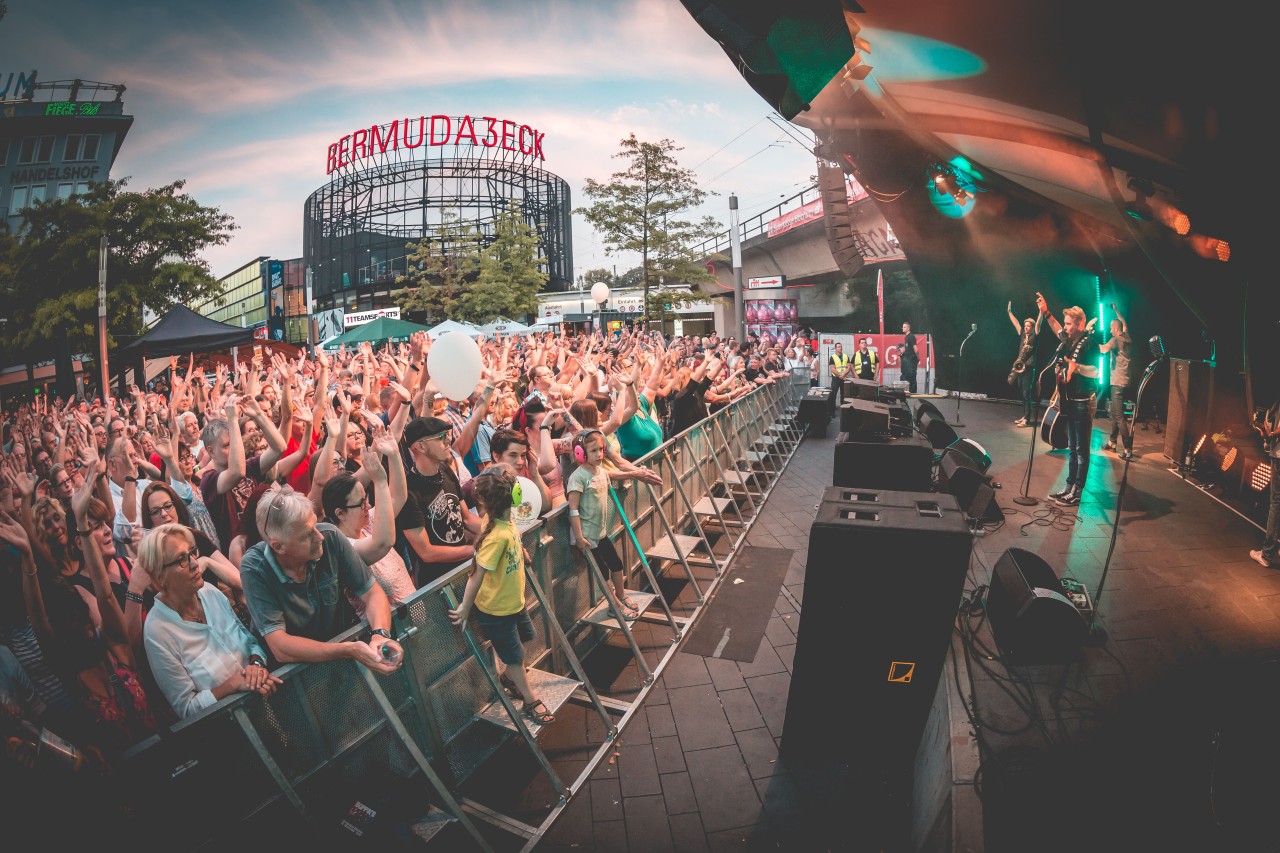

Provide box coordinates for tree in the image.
[0,178,235,362]
[394,212,481,323]
[575,268,615,289]
[454,202,548,324]
[578,134,721,326]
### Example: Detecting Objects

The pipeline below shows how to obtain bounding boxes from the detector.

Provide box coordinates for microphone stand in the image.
[1012,357,1060,507]
[1086,355,1166,644]
[951,326,977,426]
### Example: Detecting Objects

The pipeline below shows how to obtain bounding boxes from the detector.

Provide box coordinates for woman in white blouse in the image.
[139,524,282,719]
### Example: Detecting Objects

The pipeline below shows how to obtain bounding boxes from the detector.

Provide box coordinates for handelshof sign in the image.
[344,308,401,328]
[326,115,546,174]
[747,275,786,290]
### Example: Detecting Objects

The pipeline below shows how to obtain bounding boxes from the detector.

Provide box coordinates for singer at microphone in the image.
[1036,291,1101,505]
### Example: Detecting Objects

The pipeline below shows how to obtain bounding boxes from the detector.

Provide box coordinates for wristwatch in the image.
[124,475,138,483]
[370,628,392,641]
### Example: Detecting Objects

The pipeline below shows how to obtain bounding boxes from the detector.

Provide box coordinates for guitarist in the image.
[1249,399,1280,569]
[1036,292,1100,507]
[1007,300,1044,427]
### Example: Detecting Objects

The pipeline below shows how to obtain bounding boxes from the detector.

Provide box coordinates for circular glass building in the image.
[304,113,573,313]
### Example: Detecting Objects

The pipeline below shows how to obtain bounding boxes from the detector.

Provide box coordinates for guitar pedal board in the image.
[1059,578,1093,614]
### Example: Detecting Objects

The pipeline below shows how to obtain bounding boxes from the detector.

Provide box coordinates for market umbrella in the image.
[426,319,483,339]
[322,316,432,349]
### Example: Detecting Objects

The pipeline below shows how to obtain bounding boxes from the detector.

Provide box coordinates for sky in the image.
[0,0,819,283]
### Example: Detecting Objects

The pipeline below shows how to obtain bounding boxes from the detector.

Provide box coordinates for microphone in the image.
[1148,335,1168,360]
[970,323,978,332]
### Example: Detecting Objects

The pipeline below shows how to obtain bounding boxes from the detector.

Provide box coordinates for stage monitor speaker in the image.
[834,431,934,491]
[1164,358,1215,463]
[797,388,832,437]
[818,165,866,277]
[912,398,944,426]
[784,493,972,767]
[987,548,1086,665]
[840,398,891,435]
[937,451,1001,525]
[918,408,959,449]
[945,437,992,474]
[843,377,881,401]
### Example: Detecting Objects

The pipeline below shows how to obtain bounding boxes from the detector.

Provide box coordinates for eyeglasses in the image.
[149,501,176,517]
[342,496,370,510]
[163,548,200,570]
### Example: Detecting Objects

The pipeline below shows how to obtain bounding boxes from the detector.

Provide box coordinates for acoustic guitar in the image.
[1040,389,1068,449]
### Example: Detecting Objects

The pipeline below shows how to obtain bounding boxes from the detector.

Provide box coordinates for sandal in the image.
[524,699,555,725]
[616,596,640,620]
[499,671,519,699]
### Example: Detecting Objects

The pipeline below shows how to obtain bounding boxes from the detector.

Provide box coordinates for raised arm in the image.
[215,394,247,495]
[1008,301,1022,334]
[351,449,395,565]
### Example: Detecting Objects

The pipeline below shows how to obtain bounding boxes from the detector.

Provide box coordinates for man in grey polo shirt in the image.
[240,485,402,673]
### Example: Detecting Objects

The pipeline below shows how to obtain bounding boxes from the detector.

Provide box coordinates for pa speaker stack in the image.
[987,548,1087,665]
[783,490,972,770]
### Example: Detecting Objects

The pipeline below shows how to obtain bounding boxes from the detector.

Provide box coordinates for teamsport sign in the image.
[326,115,547,174]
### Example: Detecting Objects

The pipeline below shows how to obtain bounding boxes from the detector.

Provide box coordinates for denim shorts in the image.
[475,608,535,665]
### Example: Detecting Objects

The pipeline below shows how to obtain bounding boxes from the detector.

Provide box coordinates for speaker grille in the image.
[818,165,866,276]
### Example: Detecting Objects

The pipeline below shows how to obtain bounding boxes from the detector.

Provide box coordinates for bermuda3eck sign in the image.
[325,114,547,174]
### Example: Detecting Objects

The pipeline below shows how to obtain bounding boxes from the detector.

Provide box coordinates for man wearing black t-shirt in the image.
[1036,292,1100,507]
[396,416,480,585]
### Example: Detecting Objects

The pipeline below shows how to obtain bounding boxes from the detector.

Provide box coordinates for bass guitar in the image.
[1254,405,1280,456]
[1040,389,1068,449]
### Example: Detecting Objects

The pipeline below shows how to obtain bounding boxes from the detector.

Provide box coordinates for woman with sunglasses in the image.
[319,435,411,619]
[140,523,281,720]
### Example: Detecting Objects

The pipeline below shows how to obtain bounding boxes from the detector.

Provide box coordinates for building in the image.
[1,74,132,232]
[190,256,310,345]
[304,112,574,317]
[0,72,132,400]
[535,285,715,338]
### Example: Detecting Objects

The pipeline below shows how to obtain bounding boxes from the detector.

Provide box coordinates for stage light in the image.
[1124,175,1155,221]
[929,163,972,204]
[1250,461,1272,492]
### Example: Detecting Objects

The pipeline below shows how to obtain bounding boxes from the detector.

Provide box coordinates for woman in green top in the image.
[613,347,666,462]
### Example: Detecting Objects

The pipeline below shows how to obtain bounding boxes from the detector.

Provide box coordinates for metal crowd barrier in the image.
[120,375,808,851]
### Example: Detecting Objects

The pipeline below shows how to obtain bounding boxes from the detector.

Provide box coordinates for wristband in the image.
[124,475,138,483]
[248,655,266,668]
[124,590,146,605]
[408,364,420,372]
[569,509,580,517]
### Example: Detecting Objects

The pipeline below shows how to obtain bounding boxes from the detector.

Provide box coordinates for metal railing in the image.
[119,376,807,850]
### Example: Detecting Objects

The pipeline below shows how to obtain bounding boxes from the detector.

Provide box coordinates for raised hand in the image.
[0,510,32,555]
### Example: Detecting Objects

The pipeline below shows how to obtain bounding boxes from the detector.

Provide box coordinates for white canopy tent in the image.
[476,317,532,337]
[426,319,482,339]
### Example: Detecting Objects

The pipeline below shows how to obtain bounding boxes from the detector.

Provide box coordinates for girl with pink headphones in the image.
[565,429,639,619]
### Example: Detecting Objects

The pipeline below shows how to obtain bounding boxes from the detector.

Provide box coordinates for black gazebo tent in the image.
[113,305,254,392]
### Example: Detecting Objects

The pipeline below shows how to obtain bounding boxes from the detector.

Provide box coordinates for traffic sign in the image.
[747,275,785,289]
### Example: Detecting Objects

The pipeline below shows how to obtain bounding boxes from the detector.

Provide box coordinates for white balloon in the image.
[512,476,543,532]
[590,281,610,304]
[427,331,483,401]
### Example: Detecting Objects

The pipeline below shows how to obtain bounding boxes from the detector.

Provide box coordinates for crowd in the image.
[0,326,814,810]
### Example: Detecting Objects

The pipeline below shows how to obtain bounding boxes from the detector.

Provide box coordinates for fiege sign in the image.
[326,114,547,174]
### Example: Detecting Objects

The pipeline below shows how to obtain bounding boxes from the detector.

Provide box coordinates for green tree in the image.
[454,202,548,324]
[577,134,721,326]
[0,178,235,360]
[394,212,481,323]
[575,267,615,289]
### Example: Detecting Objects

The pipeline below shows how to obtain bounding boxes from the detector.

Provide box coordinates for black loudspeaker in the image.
[784,493,972,768]
[843,377,881,401]
[945,437,992,474]
[1164,358,1215,463]
[918,407,959,449]
[818,164,866,277]
[913,398,945,426]
[797,389,832,437]
[834,431,934,490]
[937,450,1001,524]
[840,398,891,435]
[987,548,1087,665]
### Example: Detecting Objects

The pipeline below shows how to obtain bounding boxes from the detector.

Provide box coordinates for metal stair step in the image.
[578,590,660,630]
[645,533,709,562]
[475,668,581,735]
[692,496,736,515]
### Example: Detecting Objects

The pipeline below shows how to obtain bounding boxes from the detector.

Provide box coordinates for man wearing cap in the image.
[396,416,481,586]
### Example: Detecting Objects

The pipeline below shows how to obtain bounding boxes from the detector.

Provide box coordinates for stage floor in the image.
[508,396,1279,852]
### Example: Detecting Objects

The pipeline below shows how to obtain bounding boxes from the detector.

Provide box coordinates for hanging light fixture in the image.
[928,163,972,204]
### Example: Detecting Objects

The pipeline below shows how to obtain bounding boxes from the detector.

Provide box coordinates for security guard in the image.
[852,339,879,381]
[828,343,850,415]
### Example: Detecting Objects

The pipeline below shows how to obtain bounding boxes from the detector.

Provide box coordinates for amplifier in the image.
[843,377,881,401]
[840,398,892,435]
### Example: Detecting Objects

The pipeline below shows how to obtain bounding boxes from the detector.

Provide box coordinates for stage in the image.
[497,396,1278,852]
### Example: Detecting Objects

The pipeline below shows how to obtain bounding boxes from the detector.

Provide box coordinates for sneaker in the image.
[1251,549,1274,569]
[1119,449,1133,460]
[1049,485,1073,500]
[1103,441,1117,451]
[1055,489,1081,506]
[1014,417,1027,427]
